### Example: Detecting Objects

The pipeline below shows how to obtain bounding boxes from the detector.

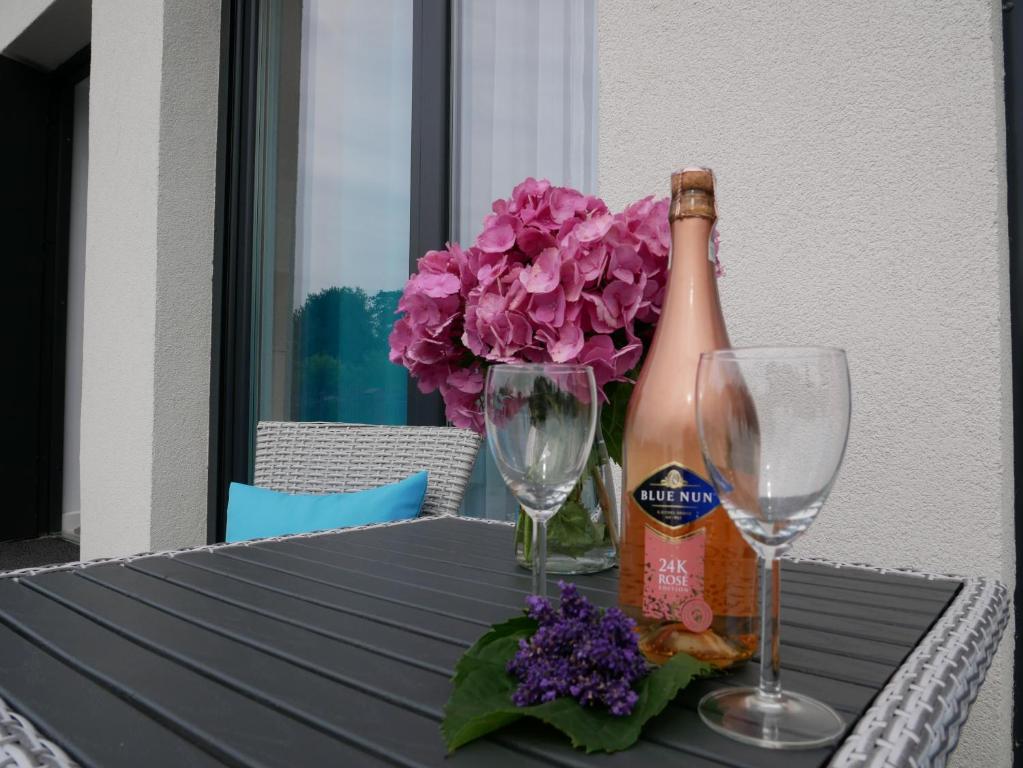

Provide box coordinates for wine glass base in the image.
[698,687,845,750]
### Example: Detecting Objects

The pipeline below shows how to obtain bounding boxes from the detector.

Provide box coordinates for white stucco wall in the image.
[599,1,1013,764]
[80,0,219,559]
[149,0,221,551]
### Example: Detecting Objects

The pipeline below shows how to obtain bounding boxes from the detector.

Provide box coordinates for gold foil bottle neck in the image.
[670,166,717,221]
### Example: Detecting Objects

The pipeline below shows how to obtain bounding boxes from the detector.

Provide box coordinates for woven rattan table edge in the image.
[0,516,446,581]
[827,575,1009,768]
[0,692,77,768]
[0,516,1007,768]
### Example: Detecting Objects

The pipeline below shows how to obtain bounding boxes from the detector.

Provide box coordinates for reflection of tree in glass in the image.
[292,286,406,424]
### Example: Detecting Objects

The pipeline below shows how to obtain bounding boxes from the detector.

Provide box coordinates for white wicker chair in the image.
[253,421,482,517]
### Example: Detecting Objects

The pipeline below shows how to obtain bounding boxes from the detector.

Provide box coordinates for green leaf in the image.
[443,617,536,750]
[450,615,537,685]
[515,508,532,561]
[601,379,635,466]
[443,619,713,754]
[545,499,603,557]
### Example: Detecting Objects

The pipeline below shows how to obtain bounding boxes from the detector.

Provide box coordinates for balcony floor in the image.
[0,535,79,572]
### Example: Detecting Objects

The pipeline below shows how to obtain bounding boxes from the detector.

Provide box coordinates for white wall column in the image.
[80,0,219,559]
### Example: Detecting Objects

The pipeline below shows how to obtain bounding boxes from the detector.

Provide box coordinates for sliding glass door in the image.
[214,0,596,535]
[251,0,413,428]
[453,0,598,519]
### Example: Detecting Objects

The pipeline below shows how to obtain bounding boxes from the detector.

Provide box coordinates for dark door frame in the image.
[208,0,452,543]
[208,0,258,545]
[408,0,451,427]
[1003,2,1021,765]
[0,54,50,541]
[0,43,89,541]
[39,45,90,537]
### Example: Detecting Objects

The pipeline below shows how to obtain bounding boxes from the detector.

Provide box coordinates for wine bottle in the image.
[618,167,758,668]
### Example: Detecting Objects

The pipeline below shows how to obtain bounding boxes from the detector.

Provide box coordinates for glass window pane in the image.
[253,0,413,433]
[454,0,597,245]
[453,0,598,518]
[248,0,596,522]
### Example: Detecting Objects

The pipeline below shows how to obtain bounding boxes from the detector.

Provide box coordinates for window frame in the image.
[208,0,452,543]
[1001,1,1022,762]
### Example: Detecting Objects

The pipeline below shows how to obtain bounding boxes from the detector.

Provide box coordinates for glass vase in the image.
[514,428,619,574]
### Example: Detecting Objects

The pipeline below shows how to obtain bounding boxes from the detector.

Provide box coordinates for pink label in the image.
[642,526,711,632]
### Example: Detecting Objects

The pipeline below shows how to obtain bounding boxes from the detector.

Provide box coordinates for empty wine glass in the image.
[695,346,851,749]
[484,364,598,598]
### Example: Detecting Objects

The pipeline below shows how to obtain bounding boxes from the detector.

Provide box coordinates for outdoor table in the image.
[0,516,1008,768]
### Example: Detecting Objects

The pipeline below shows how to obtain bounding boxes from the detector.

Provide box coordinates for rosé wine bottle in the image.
[618,167,758,668]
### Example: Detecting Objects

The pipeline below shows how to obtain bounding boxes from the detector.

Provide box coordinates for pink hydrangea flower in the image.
[388,179,723,434]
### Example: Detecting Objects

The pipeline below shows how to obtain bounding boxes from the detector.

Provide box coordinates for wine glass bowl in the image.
[485,364,598,596]
[697,347,850,557]
[725,496,827,554]
[695,346,851,749]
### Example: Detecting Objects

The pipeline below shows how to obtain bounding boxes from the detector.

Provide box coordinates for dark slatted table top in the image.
[0,517,961,768]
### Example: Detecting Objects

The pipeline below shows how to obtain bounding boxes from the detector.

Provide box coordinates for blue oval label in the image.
[632,463,720,527]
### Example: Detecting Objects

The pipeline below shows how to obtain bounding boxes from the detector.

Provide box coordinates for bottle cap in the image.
[671,167,715,196]
[670,166,716,221]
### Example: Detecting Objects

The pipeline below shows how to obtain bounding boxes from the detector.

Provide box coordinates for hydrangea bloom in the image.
[507,581,648,716]
[389,178,721,432]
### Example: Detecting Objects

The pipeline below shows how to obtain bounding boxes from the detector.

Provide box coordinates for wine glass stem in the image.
[758,555,781,700]
[532,517,548,598]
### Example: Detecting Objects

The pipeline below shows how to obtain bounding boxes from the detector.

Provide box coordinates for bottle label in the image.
[631,463,720,528]
[643,526,712,630]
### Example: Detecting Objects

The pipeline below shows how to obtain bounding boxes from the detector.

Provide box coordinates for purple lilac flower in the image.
[507,581,648,716]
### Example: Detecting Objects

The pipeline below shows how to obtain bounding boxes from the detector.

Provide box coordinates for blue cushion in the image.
[225,471,428,543]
